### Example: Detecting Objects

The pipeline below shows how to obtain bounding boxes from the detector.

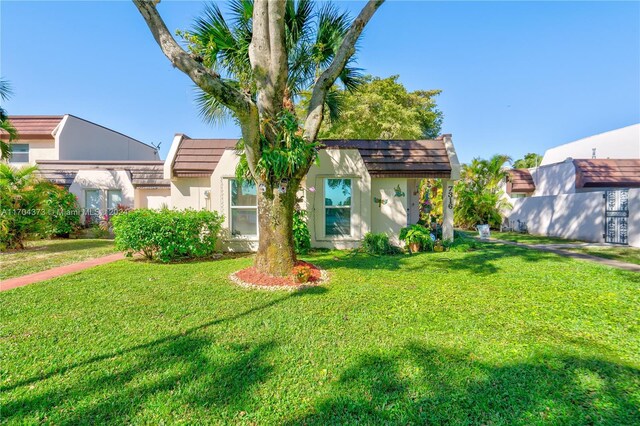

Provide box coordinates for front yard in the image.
[1,244,639,424]
[0,239,116,280]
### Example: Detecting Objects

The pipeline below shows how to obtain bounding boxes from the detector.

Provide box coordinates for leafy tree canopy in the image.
[513,152,542,169]
[299,75,443,140]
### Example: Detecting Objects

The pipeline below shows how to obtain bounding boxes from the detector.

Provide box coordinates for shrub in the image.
[41,182,81,237]
[362,232,401,255]
[293,208,311,254]
[444,231,483,252]
[112,209,224,262]
[0,165,50,250]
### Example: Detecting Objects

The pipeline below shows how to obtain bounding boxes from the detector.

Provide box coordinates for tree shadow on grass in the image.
[1,287,326,423]
[287,342,640,425]
[308,244,568,276]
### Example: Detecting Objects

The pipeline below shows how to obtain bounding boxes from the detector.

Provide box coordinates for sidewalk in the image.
[0,253,125,292]
[485,238,640,272]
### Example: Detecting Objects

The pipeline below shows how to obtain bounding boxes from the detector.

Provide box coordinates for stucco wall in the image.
[69,170,135,223]
[57,115,159,161]
[530,160,576,196]
[170,177,211,210]
[134,188,171,209]
[7,139,58,166]
[628,189,640,248]
[541,123,640,166]
[371,178,408,245]
[507,192,605,243]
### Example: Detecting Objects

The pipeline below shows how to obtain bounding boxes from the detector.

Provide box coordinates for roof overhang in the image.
[507,169,536,194]
[574,159,640,188]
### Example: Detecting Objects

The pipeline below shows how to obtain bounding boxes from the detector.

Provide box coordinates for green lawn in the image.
[489,231,581,245]
[0,239,116,280]
[1,245,639,424]
[565,246,640,266]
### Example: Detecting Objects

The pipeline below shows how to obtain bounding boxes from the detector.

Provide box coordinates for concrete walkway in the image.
[0,253,125,292]
[485,238,640,272]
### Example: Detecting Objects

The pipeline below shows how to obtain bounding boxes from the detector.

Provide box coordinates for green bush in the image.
[41,182,81,237]
[293,208,311,254]
[112,209,224,262]
[444,231,483,252]
[362,232,402,255]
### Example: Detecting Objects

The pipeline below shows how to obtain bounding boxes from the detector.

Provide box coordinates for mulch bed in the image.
[230,261,328,291]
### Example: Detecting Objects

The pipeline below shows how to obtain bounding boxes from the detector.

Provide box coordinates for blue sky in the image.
[1,1,638,163]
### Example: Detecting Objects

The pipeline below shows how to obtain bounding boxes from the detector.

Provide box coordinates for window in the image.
[324,178,351,237]
[230,179,257,236]
[511,193,528,199]
[107,190,122,215]
[85,189,101,223]
[10,144,29,163]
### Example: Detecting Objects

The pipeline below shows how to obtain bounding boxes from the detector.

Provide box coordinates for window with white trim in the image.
[230,179,257,237]
[85,189,101,223]
[107,190,122,215]
[324,178,351,237]
[10,144,29,163]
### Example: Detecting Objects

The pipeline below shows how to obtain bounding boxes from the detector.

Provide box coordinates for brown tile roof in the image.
[173,137,238,177]
[0,116,64,140]
[321,139,452,178]
[36,160,169,188]
[172,137,454,179]
[507,169,535,194]
[574,159,640,188]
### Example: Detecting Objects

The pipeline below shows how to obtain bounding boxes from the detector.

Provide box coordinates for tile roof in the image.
[507,169,536,193]
[36,160,169,188]
[574,159,640,188]
[0,116,64,140]
[173,137,238,177]
[171,137,454,179]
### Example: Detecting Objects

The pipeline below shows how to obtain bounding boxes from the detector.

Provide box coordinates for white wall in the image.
[530,160,576,196]
[69,170,135,224]
[371,178,408,245]
[170,177,211,210]
[507,192,606,243]
[57,115,159,161]
[628,189,640,248]
[7,139,58,166]
[134,188,171,209]
[541,123,640,166]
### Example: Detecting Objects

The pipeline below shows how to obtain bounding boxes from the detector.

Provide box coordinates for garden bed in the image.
[230,260,328,290]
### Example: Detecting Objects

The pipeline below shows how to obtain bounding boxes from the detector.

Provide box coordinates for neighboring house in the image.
[504,124,640,247]
[164,134,461,251]
[1,115,170,221]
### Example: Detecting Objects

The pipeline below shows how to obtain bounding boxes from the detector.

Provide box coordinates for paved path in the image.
[0,253,125,292]
[485,238,640,272]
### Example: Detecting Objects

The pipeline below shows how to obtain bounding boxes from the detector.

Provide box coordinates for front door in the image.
[604,189,629,245]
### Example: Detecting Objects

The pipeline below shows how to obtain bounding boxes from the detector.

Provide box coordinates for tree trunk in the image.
[255,182,298,276]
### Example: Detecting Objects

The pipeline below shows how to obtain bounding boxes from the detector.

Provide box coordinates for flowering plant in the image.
[292,265,312,283]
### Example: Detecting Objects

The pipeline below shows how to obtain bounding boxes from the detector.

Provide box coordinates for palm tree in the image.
[185,0,363,125]
[0,78,18,160]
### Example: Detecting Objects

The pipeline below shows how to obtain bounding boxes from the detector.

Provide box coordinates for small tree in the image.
[134,0,384,276]
[313,75,443,140]
[513,153,542,169]
[454,155,512,229]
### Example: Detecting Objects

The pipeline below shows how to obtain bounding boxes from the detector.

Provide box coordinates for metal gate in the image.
[604,189,629,245]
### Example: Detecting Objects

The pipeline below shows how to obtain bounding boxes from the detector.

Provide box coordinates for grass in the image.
[0,239,116,280]
[489,231,581,245]
[1,244,639,424]
[564,246,640,266]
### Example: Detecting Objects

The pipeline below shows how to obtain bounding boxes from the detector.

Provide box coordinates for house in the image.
[164,134,461,251]
[1,115,170,220]
[504,124,640,247]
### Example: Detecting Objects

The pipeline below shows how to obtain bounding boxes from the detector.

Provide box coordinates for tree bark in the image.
[254,180,299,276]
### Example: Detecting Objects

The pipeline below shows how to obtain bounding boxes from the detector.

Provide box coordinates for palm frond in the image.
[195,88,233,126]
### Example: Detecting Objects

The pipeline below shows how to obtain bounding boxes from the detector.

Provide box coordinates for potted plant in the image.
[399,224,432,253]
[434,240,444,252]
[292,265,312,284]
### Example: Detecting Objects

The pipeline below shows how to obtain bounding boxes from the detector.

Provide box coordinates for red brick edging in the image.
[0,253,125,292]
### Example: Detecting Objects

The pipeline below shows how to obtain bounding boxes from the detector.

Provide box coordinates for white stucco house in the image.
[1,115,171,221]
[163,134,461,251]
[504,124,640,247]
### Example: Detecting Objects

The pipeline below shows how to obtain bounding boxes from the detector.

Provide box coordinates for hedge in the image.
[112,209,224,262]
